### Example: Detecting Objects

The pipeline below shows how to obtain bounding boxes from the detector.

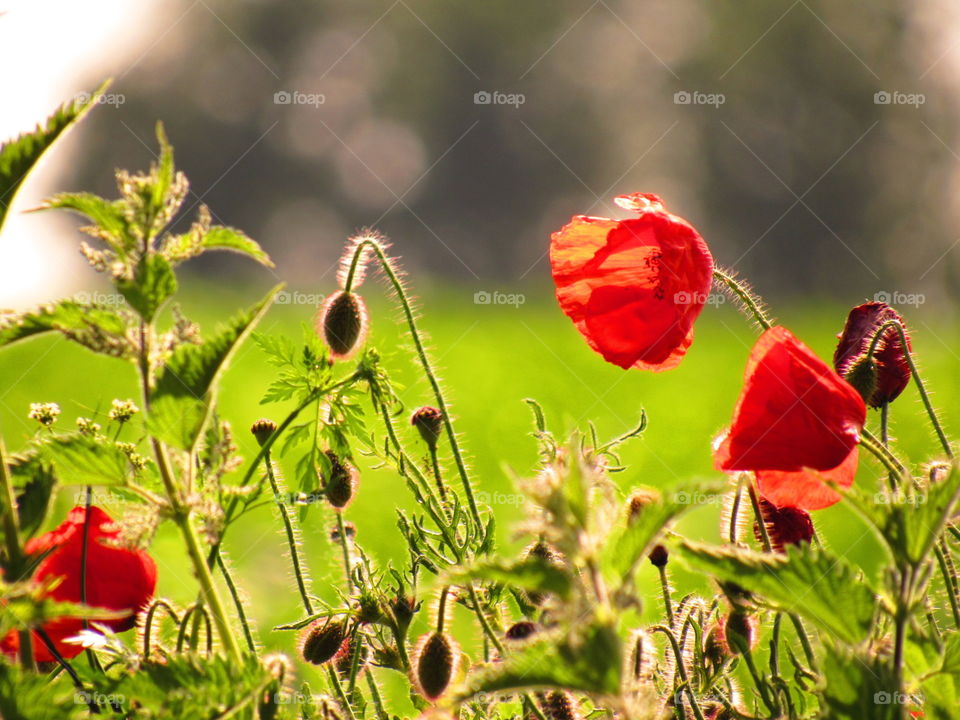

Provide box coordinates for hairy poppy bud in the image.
[413,632,459,701]
[334,636,368,678]
[754,498,814,553]
[300,620,348,665]
[627,487,661,524]
[411,406,444,450]
[318,291,368,360]
[703,624,729,667]
[648,544,669,568]
[250,418,278,447]
[505,621,539,641]
[542,691,580,720]
[323,451,358,510]
[841,357,878,407]
[834,302,911,409]
[723,611,755,655]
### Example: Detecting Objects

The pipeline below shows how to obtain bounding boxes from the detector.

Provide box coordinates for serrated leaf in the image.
[458,619,622,699]
[38,434,131,486]
[680,540,877,646]
[0,299,127,348]
[8,455,57,539]
[445,557,573,600]
[198,226,273,266]
[41,192,129,250]
[819,644,900,720]
[941,632,960,675]
[117,253,177,321]
[0,663,85,719]
[0,81,107,232]
[149,285,282,450]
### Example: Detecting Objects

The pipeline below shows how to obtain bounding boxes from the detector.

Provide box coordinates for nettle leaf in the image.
[0,663,85,720]
[940,632,960,675]
[446,557,574,600]
[458,619,622,699]
[149,285,282,450]
[0,81,107,231]
[117,253,177,321]
[680,540,877,646]
[603,480,724,583]
[899,465,959,566]
[41,192,129,251]
[0,299,126,349]
[819,644,901,720]
[8,455,57,539]
[198,226,273,266]
[38,434,131,486]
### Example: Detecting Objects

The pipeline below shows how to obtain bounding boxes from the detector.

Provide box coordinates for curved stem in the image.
[713,269,772,331]
[264,451,313,614]
[748,480,773,553]
[860,429,908,488]
[935,539,960,629]
[142,599,180,660]
[650,625,706,720]
[217,553,257,653]
[344,238,482,528]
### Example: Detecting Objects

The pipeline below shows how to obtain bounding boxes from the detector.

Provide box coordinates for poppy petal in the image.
[757,446,859,511]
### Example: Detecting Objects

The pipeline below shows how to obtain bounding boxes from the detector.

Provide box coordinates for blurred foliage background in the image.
[2,0,960,700]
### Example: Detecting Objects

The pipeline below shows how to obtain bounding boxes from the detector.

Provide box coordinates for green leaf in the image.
[41,192,129,250]
[445,557,574,600]
[679,540,877,646]
[818,644,901,720]
[0,663,86,719]
[458,619,622,699]
[198,226,273,266]
[0,299,127,349]
[117,253,177,321]
[38,434,131,486]
[941,632,960,675]
[0,81,107,232]
[149,285,282,450]
[8,455,57,539]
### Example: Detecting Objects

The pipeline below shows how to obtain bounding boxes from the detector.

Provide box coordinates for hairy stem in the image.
[0,439,34,669]
[713,268,773,331]
[264,451,313,614]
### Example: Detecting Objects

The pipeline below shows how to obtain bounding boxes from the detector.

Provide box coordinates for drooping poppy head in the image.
[834,301,911,409]
[1,505,157,662]
[715,326,867,475]
[549,193,714,371]
[753,498,816,550]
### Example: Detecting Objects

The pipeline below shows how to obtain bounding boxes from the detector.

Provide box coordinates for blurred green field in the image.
[1,279,957,705]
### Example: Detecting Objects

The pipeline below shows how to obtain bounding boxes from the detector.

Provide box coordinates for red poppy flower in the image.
[756,447,859,512]
[550,193,714,371]
[715,326,866,477]
[1,505,157,662]
[834,301,911,409]
[753,498,815,550]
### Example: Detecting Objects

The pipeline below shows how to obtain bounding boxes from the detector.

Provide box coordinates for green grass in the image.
[1,280,957,701]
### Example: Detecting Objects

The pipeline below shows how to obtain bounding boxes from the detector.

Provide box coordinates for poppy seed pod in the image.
[834,302,911,409]
[299,620,348,665]
[413,632,459,701]
[318,290,368,360]
[250,418,278,447]
[754,498,814,553]
[411,406,444,450]
[323,451,358,510]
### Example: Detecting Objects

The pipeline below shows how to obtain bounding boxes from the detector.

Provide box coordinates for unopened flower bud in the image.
[723,611,755,655]
[318,291,368,360]
[411,407,444,450]
[648,544,669,568]
[754,498,814,553]
[108,399,140,423]
[391,595,417,633]
[323,451,358,510]
[28,402,60,427]
[834,302,911,408]
[300,620,348,665]
[542,691,580,720]
[842,356,878,406]
[250,418,278,447]
[505,621,539,641]
[627,487,661,524]
[413,632,459,701]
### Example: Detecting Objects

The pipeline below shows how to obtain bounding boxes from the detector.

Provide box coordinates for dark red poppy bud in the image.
[413,632,459,701]
[318,291,368,360]
[753,499,814,553]
[627,487,661,524]
[300,620,348,665]
[723,611,756,655]
[411,406,444,450]
[834,302,911,409]
[505,621,539,641]
[334,636,368,678]
[250,418,278,447]
[703,624,729,667]
[648,544,669,568]
[542,691,580,720]
[323,451,358,510]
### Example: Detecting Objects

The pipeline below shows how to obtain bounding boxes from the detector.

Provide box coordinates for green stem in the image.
[650,625,706,720]
[748,480,773,553]
[866,319,952,459]
[788,614,818,673]
[365,672,388,720]
[0,439,34,670]
[712,268,772,331]
[860,429,907,489]
[343,239,481,527]
[658,565,675,627]
[336,512,354,591]
[935,540,960,628]
[264,451,313,614]
[217,553,257,653]
[728,477,743,544]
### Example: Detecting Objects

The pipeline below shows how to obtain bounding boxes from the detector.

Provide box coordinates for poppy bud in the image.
[335,636,368,678]
[834,302,911,409]
[505,621,539,641]
[299,620,348,665]
[524,541,562,606]
[390,594,417,633]
[318,291,368,360]
[542,691,580,720]
[841,357,878,407]
[323,451,358,510]
[703,624,729,667]
[627,487,661,524]
[648,544,669,568]
[723,611,756,655]
[413,632,459,701]
[250,418,278,447]
[411,407,444,450]
[356,592,384,625]
[753,498,814,553]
